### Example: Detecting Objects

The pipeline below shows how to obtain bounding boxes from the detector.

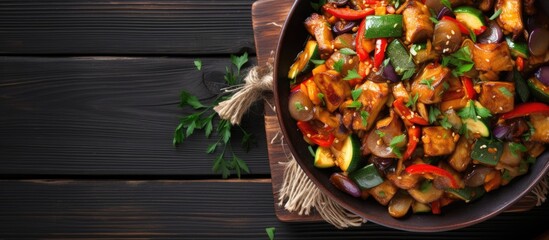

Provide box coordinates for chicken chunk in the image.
[402,0,434,44]
[341,81,390,131]
[447,137,473,172]
[478,81,515,114]
[422,126,459,156]
[411,63,450,104]
[313,70,351,112]
[495,0,524,39]
[472,42,514,72]
[305,13,334,59]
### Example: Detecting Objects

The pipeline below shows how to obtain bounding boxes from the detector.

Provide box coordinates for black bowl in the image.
[273,0,549,232]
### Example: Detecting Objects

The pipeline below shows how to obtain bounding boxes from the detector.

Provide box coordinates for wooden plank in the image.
[0,180,547,239]
[0,56,269,176]
[0,0,256,55]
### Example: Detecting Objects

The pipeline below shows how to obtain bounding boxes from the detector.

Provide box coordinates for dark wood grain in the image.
[0,56,268,176]
[0,180,547,239]
[0,0,255,55]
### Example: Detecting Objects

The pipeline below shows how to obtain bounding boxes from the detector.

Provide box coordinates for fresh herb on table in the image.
[173,53,255,179]
[265,227,276,240]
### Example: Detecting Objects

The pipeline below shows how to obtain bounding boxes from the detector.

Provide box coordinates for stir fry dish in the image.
[287,0,549,217]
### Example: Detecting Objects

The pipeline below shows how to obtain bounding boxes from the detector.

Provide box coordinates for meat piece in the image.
[355,81,390,130]
[472,42,514,72]
[530,113,549,143]
[313,70,351,112]
[421,126,459,156]
[325,51,359,79]
[368,180,397,206]
[495,0,524,39]
[411,63,450,104]
[402,0,434,44]
[478,81,515,114]
[305,13,334,59]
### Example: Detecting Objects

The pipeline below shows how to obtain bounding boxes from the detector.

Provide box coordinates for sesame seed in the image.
[446,40,450,45]
[476,115,481,119]
[394,23,398,28]
[446,35,451,39]
[499,106,503,111]
[451,30,455,35]
[485,58,490,62]
[480,144,487,149]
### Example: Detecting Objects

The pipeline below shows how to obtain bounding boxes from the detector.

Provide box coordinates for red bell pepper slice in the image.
[473,26,487,35]
[441,16,470,35]
[356,18,368,62]
[373,38,387,69]
[402,126,421,160]
[393,97,430,126]
[500,102,549,120]
[405,164,459,189]
[516,56,525,72]
[296,121,335,147]
[324,7,375,21]
[461,76,476,100]
[430,199,442,214]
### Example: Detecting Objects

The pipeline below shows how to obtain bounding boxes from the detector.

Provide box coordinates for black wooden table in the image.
[1,1,548,239]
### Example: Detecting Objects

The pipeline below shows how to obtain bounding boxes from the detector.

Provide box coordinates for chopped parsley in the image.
[442,46,475,77]
[420,78,435,90]
[441,0,452,11]
[310,59,325,66]
[389,134,406,158]
[428,106,442,124]
[294,101,305,111]
[343,69,362,80]
[489,9,502,21]
[406,93,419,108]
[339,48,357,55]
[317,92,325,106]
[499,87,513,97]
[509,142,527,156]
[458,100,491,120]
[360,110,370,127]
[333,59,345,73]
[440,116,453,129]
[375,130,386,137]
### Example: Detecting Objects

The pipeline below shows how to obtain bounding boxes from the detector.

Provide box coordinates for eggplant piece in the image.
[408,180,444,204]
[478,81,515,114]
[388,191,413,218]
[368,180,398,206]
[447,137,473,172]
[495,0,524,39]
[421,126,459,156]
[402,0,434,44]
[472,42,514,72]
[305,13,334,59]
[313,70,351,112]
[411,63,451,104]
[530,113,549,143]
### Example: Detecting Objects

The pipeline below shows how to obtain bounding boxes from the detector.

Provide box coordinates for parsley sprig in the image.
[458,100,492,120]
[173,53,255,178]
[389,134,406,158]
[442,46,475,77]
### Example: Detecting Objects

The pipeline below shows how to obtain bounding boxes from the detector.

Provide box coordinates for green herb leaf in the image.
[351,88,363,101]
[382,58,391,67]
[317,92,325,106]
[442,46,474,77]
[420,78,435,90]
[194,59,202,70]
[523,121,535,141]
[401,68,415,80]
[347,101,362,109]
[231,52,248,73]
[509,142,527,156]
[375,130,386,137]
[179,91,205,109]
[206,143,217,153]
[498,87,513,97]
[440,116,453,129]
[469,29,477,43]
[339,48,357,55]
[441,0,452,11]
[360,110,370,127]
[310,59,325,65]
[343,69,362,80]
[266,227,276,240]
[406,93,419,108]
[294,101,305,111]
[428,106,441,124]
[459,100,492,120]
[429,16,440,24]
[333,59,345,73]
[389,134,406,158]
[308,145,316,157]
[489,9,502,21]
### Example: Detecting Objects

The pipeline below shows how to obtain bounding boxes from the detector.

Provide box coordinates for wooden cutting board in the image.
[251,0,539,222]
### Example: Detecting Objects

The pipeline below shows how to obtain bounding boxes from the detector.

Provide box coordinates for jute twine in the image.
[213,62,549,229]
